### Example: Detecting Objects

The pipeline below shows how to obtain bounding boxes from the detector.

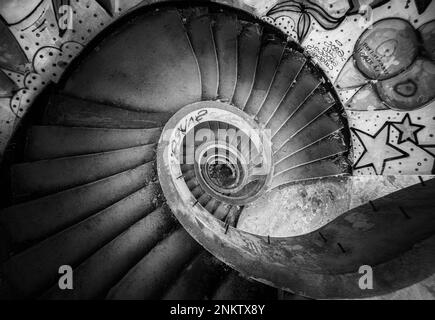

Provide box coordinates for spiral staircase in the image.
[0,3,434,300]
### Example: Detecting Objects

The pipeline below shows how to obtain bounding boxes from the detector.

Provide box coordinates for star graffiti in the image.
[390,113,425,144]
[352,123,409,175]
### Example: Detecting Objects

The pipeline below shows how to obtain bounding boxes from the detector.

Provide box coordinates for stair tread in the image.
[2,183,161,298]
[243,36,285,116]
[0,5,359,301]
[25,126,161,160]
[197,193,212,207]
[271,157,350,189]
[272,90,337,151]
[162,251,230,300]
[12,144,156,199]
[107,228,201,299]
[268,65,322,136]
[214,202,231,220]
[0,69,17,97]
[273,115,345,163]
[214,12,238,102]
[186,176,199,190]
[42,205,175,300]
[63,8,201,113]
[44,94,172,129]
[274,134,348,174]
[212,272,277,300]
[257,48,306,125]
[232,21,263,109]
[0,162,156,246]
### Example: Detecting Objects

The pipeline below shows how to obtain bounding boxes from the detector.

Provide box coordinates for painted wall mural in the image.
[263,0,435,175]
[0,0,434,176]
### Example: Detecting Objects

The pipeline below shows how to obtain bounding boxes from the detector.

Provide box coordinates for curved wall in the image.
[0,0,434,300]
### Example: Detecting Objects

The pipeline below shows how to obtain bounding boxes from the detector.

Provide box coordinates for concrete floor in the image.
[238,175,435,237]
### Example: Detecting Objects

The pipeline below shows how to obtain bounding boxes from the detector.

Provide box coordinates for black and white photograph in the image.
[0,0,434,312]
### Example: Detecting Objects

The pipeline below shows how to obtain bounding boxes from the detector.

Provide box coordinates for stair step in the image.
[214,12,238,101]
[63,8,201,113]
[223,206,243,227]
[232,22,263,109]
[268,65,322,136]
[182,8,219,100]
[107,228,201,299]
[183,169,196,181]
[274,134,347,174]
[208,121,220,138]
[190,184,203,195]
[214,202,231,220]
[191,185,203,198]
[186,176,199,190]
[181,164,195,176]
[11,144,156,199]
[42,205,176,300]
[279,290,309,300]
[243,36,285,116]
[44,94,172,129]
[212,272,277,300]
[271,158,349,189]
[0,162,156,246]
[256,48,306,125]
[2,183,161,298]
[162,251,230,300]
[272,91,336,151]
[25,126,161,160]
[273,115,345,163]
